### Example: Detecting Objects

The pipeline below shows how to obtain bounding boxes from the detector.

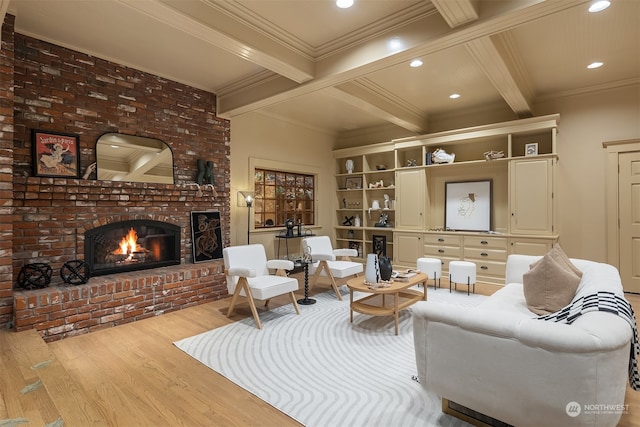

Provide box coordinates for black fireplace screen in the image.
[85,219,181,276]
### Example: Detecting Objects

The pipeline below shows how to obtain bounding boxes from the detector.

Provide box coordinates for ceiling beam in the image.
[465,36,532,117]
[117,0,314,84]
[217,0,586,119]
[329,81,428,134]
[431,0,479,28]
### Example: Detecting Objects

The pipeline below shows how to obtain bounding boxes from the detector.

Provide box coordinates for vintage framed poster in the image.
[191,210,223,262]
[31,129,80,178]
[445,180,492,232]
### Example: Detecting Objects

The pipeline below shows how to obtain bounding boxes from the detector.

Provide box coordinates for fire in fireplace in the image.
[85,219,181,276]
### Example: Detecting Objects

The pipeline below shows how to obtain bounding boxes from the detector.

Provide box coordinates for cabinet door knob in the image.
[481,265,488,270]
[438,238,444,242]
[480,240,488,245]
[438,249,445,253]
[481,252,488,257]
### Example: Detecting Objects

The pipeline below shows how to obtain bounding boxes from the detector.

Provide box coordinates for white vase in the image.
[365,253,380,284]
[354,214,360,227]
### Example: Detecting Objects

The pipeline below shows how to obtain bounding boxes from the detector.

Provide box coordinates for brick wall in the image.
[2,17,233,338]
[0,15,15,327]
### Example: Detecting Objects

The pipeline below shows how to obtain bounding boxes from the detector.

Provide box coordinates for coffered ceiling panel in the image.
[506,0,640,96]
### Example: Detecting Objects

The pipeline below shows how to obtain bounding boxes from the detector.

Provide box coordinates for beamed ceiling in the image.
[4,0,640,138]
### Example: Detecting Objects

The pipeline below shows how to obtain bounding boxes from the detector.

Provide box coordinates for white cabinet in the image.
[510,157,555,235]
[395,168,424,230]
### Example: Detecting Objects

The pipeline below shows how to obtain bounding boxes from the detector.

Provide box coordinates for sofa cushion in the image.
[523,245,582,315]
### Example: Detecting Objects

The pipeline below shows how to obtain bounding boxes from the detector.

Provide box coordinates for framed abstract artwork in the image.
[372,235,387,257]
[445,180,492,232]
[191,211,223,262]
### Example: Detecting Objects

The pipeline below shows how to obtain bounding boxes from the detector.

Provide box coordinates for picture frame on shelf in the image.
[445,180,492,232]
[190,210,223,262]
[372,235,387,257]
[525,142,539,156]
[31,129,80,178]
[345,176,363,190]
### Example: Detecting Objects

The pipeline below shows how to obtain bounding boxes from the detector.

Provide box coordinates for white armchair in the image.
[223,244,300,329]
[301,236,363,300]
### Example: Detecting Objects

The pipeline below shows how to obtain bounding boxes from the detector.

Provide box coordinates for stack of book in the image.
[392,269,419,282]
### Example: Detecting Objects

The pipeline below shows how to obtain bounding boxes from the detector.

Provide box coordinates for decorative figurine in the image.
[432,148,455,164]
[345,159,354,174]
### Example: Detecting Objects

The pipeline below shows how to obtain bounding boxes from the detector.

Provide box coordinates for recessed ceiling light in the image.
[388,37,403,52]
[449,93,461,99]
[587,61,604,69]
[336,0,353,8]
[589,0,610,12]
[410,59,423,68]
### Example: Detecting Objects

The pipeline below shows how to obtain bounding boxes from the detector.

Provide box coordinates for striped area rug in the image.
[174,287,486,427]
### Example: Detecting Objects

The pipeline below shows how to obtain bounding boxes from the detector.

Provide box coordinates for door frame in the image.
[603,138,640,269]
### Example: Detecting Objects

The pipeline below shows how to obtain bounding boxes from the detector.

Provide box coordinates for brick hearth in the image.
[13,264,223,342]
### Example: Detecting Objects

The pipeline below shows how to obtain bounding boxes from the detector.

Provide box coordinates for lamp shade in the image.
[237,191,255,207]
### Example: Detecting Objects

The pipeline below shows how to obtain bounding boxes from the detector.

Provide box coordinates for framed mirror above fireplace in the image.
[96,133,174,184]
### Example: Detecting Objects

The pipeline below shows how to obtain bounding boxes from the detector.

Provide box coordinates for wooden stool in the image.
[417,257,442,290]
[449,261,476,295]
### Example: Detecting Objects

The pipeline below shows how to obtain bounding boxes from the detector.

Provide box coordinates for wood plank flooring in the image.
[1,275,639,426]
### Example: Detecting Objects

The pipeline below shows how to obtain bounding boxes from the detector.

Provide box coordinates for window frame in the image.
[249,158,318,231]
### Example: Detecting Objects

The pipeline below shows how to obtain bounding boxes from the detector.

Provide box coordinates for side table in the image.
[296,260,316,305]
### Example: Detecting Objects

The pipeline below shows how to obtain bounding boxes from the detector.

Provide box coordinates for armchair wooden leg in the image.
[227,277,262,329]
[289,292,301,314]
[226,277,246,317]
[315,260,342,300]
[244,285,262,330]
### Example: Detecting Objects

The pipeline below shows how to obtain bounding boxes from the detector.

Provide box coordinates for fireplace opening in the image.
[85,219,181,276]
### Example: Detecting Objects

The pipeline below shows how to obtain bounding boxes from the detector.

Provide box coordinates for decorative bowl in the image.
[376,164,387,170]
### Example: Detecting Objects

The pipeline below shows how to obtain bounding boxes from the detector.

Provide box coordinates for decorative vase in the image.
[378,256,392,281]
[365,253,380,284]
[354,214,360,227]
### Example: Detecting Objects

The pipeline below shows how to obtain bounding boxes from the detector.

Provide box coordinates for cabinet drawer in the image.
[474,260,506,278]
[464,235,508,250]
[464,247,508,262]
[423,244,462,258]
[423,234,462,246]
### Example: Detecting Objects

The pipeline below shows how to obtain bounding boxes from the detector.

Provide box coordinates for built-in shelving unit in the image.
[333,114,560,284]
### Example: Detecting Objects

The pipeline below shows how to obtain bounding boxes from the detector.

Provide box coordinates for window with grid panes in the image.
[254,169,315,228]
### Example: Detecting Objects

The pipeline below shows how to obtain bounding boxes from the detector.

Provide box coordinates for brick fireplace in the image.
[0,15,233,340]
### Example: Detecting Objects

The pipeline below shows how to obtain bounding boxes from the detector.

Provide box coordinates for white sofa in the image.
[413,254,633,427]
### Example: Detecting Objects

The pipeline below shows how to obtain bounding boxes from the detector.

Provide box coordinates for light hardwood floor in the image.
[1,275,639,427]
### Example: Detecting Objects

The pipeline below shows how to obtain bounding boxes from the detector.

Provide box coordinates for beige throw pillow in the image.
[523,245,582,315]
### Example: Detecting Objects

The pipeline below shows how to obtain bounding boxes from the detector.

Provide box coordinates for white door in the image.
[619,151,640,293]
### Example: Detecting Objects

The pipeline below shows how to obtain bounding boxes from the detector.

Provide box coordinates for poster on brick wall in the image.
[31,129,80,178]
[191,211,223,262]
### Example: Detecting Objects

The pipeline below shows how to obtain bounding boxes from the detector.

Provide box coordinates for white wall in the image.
[229,112,336,259]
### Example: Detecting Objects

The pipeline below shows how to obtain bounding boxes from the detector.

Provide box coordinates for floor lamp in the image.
[237,191,255,245]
